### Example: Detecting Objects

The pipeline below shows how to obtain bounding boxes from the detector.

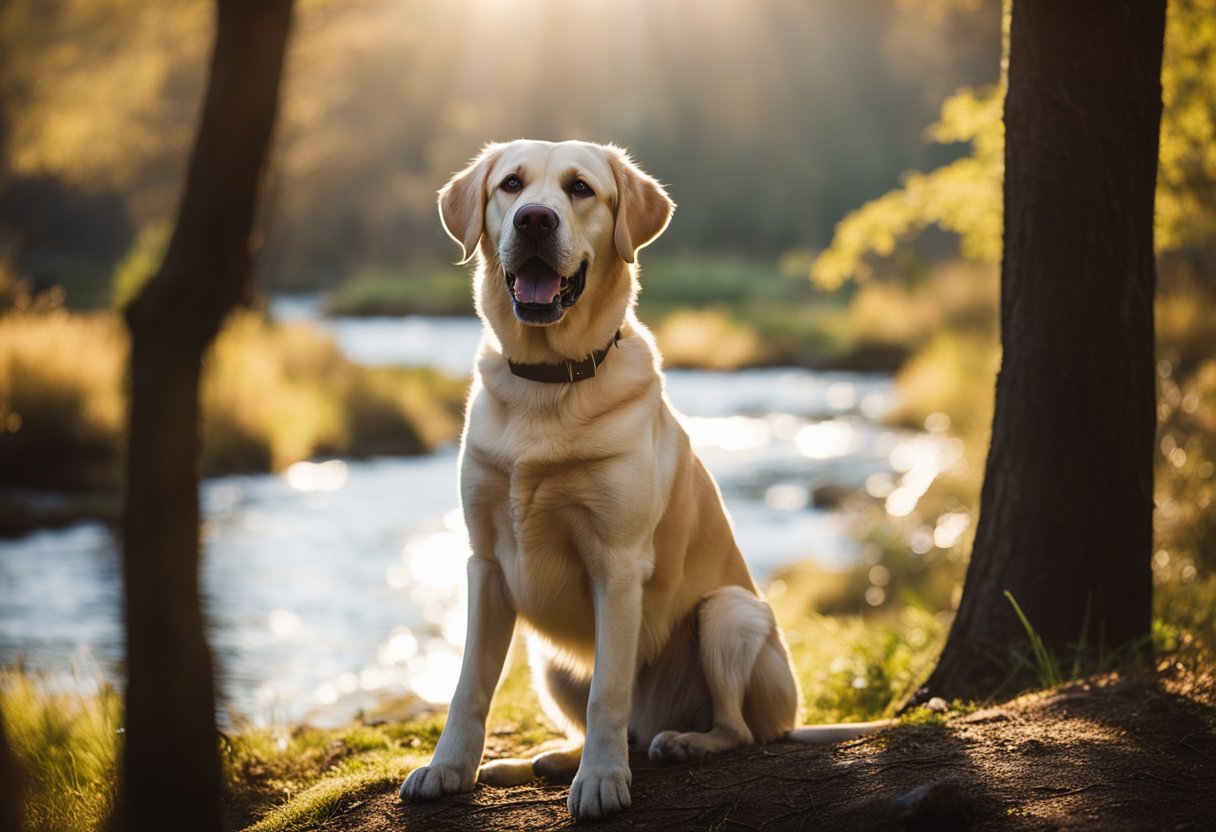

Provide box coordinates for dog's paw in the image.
[568,765,631,820]
[399,762,475,802]
[477,757,535,787]
[648,730,710,765]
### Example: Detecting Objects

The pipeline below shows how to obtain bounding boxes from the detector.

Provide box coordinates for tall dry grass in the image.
[0,310,128,488]
[1,670,121,832]
[0,307,466,491]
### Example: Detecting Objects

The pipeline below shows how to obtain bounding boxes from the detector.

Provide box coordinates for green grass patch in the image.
[223,719,441,832]
[325,266,474,317]
[774,598,949,723]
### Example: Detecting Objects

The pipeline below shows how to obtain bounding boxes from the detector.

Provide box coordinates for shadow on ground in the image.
[323,670,1216,831]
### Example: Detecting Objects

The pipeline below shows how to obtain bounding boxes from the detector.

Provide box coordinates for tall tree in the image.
[117,2,294,830]
[919,0,1167,701]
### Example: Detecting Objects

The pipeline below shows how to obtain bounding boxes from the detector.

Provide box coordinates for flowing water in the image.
[0,300,959,725]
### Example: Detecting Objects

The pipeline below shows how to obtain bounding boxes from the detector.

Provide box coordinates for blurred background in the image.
[0,0,1212,750]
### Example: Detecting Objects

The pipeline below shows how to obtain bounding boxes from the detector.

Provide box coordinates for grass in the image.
[6,572,1215,832]
[0,306,467,496]
[1003,591,1063,689]
[225,721,436,832]
[323,255,961,371]
[0,309,128,490]
[7,253,1215,829]
[323,255,1002,372]
[324,266,473,318]
[199,311,466,474]
[1,671,121,832]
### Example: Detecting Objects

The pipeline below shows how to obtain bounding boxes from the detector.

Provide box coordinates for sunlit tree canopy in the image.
[811,0,1216,288]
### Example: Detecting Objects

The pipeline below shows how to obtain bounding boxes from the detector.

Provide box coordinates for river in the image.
[0,300,958,725]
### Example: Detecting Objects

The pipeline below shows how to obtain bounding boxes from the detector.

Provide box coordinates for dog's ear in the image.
[439,144,504,264]
[608,148,675,264]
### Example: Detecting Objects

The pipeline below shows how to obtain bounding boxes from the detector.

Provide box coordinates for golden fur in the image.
[400,140,887,820]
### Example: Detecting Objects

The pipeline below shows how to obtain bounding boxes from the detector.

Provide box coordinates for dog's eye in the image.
[501,175,523,193]
[569,180,594,198]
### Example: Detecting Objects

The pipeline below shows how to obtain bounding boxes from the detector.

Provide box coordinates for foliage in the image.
[0,0,1002,291]
[889,328,998,440]
[325,255,997,371]
[1156,0,1216,251]
[1154,350,1216,579]
[0,309,128,489]
[811,0,1216,286]
[654,310,768,370]
[324,266,473,317]
[811,82,1005,288]
[0,307,465,491]
[783,606,947,722]
[846,260,997,354]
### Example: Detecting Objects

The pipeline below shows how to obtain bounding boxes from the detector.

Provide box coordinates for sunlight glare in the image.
[284,459,348,492]
[884,436,963,518]
[377,626,419,666]
[404,528,471,589]
[412,650,462,703]
[795,420,856,459]
[825,382,856,410]
[765,483,809,511]
[681,415,771,451]
[933,511,971,549]
[268,608,302,636]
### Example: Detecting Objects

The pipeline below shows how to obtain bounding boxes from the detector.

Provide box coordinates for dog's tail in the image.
[786,719,894,744]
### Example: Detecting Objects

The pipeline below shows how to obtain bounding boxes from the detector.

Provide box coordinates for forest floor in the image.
[319,667,1215,832]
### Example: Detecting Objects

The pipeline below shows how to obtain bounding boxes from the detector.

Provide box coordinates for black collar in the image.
[507,331,621,384]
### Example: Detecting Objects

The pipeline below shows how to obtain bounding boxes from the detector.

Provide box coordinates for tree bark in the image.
[918,0,1166,702]
[0,713,23,832]
[117,2,293,830]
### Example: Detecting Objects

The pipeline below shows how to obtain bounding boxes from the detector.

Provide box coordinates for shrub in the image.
[0,308,466,492]
[0,310,127,489]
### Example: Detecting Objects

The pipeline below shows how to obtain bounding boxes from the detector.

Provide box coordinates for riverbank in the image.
[322,257,998,372]
[0,305,468,536]
[2,364,927,726]
[5,575,1212,832]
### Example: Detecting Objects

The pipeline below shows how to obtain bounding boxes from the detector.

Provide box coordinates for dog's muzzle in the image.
[505,258,588,325]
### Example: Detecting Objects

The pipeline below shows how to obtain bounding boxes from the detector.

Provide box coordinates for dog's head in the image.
[439,141,673,350]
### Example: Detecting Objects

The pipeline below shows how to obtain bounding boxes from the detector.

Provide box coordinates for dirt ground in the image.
[323,668,1216,831]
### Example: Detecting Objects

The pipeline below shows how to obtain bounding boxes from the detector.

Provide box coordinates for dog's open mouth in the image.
[504,258,588,325]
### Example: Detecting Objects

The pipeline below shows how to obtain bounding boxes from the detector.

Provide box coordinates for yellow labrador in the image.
[399,140,887,820]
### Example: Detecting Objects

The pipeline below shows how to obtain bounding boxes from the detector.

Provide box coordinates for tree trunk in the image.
[117,2,293,830]
[0,714,23,832]
[918,0,1166,702]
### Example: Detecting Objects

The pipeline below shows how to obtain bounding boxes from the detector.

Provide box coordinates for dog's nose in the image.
[514,204,559,241]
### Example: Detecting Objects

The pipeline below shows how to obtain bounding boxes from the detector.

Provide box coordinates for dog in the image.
[399,140,889,820]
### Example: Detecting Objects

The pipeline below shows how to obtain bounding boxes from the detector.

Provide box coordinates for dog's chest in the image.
[487,465,598,648]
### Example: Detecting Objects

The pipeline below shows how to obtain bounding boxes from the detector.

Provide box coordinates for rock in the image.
[889,780,976,832]
[811,483,853,509]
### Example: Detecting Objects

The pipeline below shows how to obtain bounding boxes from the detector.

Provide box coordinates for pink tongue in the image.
[513,260,562,304]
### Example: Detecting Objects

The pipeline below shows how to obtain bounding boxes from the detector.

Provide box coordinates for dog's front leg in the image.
[400,556,515,801]
[568,568,643,820]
